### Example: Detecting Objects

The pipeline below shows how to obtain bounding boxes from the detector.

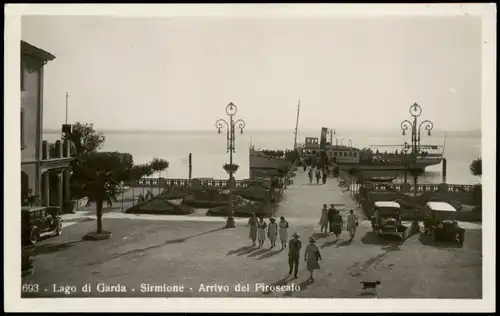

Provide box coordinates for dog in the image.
[360,280,381,293]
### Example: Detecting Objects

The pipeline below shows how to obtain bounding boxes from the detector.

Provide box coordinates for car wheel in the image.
[29,228,40,245]
[56,221,63,236]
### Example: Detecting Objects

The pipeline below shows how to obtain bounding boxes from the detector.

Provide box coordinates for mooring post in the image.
[189,153,192,180]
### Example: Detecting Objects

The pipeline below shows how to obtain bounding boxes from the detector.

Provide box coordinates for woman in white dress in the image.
[279,216,289,249]
[257,216,267,248]
[267,218,278,248]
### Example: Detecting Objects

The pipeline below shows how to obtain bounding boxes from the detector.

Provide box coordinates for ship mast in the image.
[293,100,300,150]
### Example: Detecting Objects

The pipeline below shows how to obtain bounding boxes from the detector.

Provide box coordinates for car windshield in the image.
[377,207,400,217]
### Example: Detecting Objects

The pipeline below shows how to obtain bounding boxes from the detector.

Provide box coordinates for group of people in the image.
[307,167,329,185]
[247,213,322,281]
[248,214,290,249]
[319,204,359,240]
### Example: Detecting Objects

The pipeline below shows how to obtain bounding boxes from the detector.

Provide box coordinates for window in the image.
[21,109,25,149]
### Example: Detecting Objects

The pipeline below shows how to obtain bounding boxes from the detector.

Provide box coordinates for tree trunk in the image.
[96,199,103,234]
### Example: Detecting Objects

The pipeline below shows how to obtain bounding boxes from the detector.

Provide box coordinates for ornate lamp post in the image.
[215,102,246,228]
[400,103,434,196]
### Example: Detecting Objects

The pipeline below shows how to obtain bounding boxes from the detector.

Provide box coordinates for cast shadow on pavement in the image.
[337,239,353,247]
[257,249,283,260]
[361,232,404,246]
[262,276,290,295]
[320,239,339,249]
[247,248,270,258]
[312,232,330,240]
[107,227,226,262]
[418,233,463,250]
[226,245,255,256]
[28,239,87,256]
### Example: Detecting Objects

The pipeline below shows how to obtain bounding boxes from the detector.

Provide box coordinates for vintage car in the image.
[423,202,465,246]
[22,206,63,246]
[370,201,406,239]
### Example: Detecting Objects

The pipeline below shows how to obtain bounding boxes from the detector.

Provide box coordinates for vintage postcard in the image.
[4,3,496,313]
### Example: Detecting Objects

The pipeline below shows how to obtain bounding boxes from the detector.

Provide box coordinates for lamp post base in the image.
[225,217,236,228]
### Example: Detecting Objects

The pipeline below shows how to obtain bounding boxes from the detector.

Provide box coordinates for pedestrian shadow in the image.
[297,278,314,291]
[226,245,255,256]
[247,248,270,257]
[164,227,225,245]
[257,249,283,260]
[312,232,330,240]
[262,276,289,295]
[320,239,339,249]
[336,239,353,247]
[98,227,226,264]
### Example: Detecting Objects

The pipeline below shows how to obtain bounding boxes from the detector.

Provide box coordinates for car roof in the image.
[374,201,401,208]
[22,206,46,212]
[426,202,457,212]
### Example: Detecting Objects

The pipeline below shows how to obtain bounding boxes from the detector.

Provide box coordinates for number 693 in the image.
[22,284,39,292]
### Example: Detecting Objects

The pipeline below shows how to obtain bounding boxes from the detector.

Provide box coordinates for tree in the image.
[80,152,122,235]
[469,157,482,208]
[149,157,169,178]
[469,157,482,176]
[65,122,106,157]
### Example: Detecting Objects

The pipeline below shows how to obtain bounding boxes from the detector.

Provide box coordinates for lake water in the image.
[44,129,481,185]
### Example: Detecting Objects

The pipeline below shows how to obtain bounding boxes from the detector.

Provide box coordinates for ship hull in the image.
[337,157,443,172]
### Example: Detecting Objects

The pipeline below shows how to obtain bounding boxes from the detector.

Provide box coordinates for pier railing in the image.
[125,177,250,189]
[336,169,474,194]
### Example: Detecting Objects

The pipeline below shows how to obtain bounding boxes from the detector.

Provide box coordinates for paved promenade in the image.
[22,168,483,299]
[23,218,482,299]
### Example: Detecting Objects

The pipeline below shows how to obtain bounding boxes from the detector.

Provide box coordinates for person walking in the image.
[308,168,313,184]
[332,209,344,240]
[315,168,321,184]
[268,218,278,248]
[322,169,328,184]
[257,216,267,248]
[346,209,359,240]
[328,204,336,234]
[279,216,289,249]
[288,233,302,279]
[248,213,258,246]
[319,204,329,233]
[304,237,322,282]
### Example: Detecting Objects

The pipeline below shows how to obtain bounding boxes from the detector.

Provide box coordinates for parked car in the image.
[22,206,63,246]
[423,202,464,246]
[370,201,406,239]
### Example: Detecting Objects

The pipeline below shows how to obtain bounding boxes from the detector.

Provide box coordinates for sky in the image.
[22,14,482,131]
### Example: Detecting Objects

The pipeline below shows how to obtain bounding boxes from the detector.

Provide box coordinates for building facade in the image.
[21,40,74,210]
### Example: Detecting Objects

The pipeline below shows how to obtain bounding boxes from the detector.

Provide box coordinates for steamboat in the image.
[296,127,445,173]
[248,101,445,179]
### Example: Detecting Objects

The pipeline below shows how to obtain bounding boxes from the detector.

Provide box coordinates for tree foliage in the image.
[149,157,169,174]
[469,157,482,176]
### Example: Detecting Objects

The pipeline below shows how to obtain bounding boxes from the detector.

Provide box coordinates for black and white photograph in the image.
[4,3,496,313]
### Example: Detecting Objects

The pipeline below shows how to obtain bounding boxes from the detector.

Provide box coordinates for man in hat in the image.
[288,232,302,279]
